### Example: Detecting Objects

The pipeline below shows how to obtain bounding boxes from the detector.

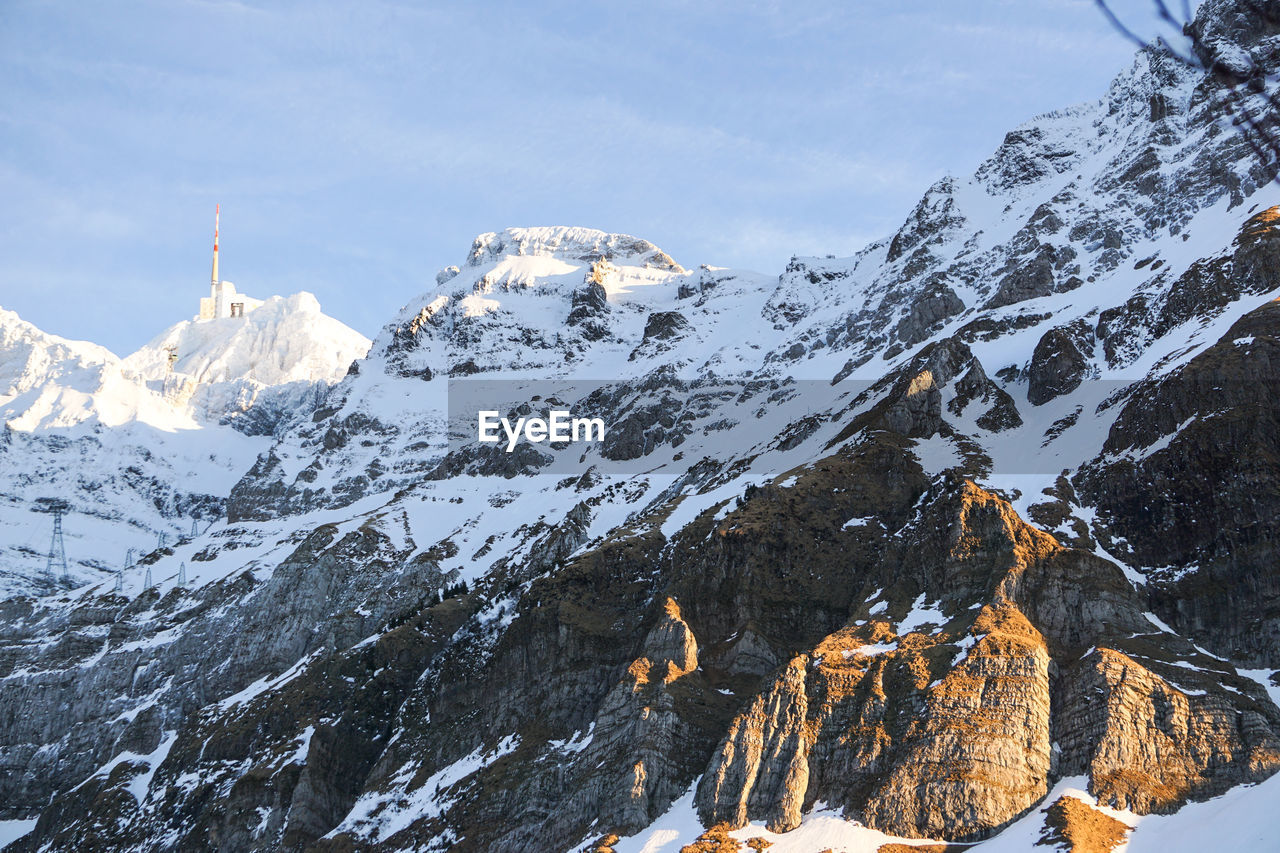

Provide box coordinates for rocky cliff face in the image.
[1078,291,1280,668]
[3,1,1280,851]
[692,473,1278,842]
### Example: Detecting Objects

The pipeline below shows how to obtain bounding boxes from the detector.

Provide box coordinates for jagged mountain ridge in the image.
[2,0,1280,850]
[0,294,369,597]
[223,225,784,520]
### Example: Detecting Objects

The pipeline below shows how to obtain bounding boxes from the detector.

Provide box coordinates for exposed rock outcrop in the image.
[692,475,1279,843]
[1078,296,1280,667]
[1028,319,1095,405]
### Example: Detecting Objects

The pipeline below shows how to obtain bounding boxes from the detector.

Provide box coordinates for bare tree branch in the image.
[1095,0,1280,183]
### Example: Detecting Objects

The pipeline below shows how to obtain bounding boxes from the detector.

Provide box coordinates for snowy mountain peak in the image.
[0,293,371,595]
[0,292,370,434]
[465,226,684,273]
[0,307,175,432]
[123,291,368,389]
[348,226,695,386]
[0,306,117,401]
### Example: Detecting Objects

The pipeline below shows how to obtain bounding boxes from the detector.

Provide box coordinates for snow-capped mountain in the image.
[125,292,366,398]
[122,291,370,434]
[2,1,1280,850]
[0,293,368,597]
[0,306,179,432]
[224,226,787,520]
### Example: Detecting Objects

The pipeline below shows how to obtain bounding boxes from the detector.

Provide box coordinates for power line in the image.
[32,498,71,587]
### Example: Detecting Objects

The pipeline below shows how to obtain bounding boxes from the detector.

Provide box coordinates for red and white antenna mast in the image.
[210,203,220,291]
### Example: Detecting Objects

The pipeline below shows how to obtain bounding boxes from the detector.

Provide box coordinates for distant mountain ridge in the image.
[0,293,367,597]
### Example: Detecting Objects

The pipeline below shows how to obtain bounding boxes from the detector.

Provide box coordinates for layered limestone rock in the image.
[1078,294,1280,667]
[691,474,1280,843]
[697,656,812,833]
[859,606,1052,840]
[1027,319,1095,405]
[4,424,1279,851]
[0,511,442,847]
[1056,643,1280,813]
[588,599,704,832]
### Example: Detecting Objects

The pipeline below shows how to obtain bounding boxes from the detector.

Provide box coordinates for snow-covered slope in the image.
[0,308,116,401]
[0,293,369,597]
[0,308,188,432]
[124,292,366,389]
[222,225,790,520]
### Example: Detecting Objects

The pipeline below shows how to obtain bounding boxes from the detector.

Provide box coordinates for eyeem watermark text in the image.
[478,410,607,452]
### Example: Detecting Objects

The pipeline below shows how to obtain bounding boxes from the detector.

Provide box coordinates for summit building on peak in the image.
[197,204,262,320]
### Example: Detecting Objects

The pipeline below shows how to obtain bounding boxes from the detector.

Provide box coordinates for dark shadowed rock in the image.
[895,274,966,346]
[1077,296,1280,666]
[986,246,1059,309]
[1028,319,1095,405]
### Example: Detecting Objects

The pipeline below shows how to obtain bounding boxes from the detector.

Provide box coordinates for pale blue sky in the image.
[0,1,1177,353]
